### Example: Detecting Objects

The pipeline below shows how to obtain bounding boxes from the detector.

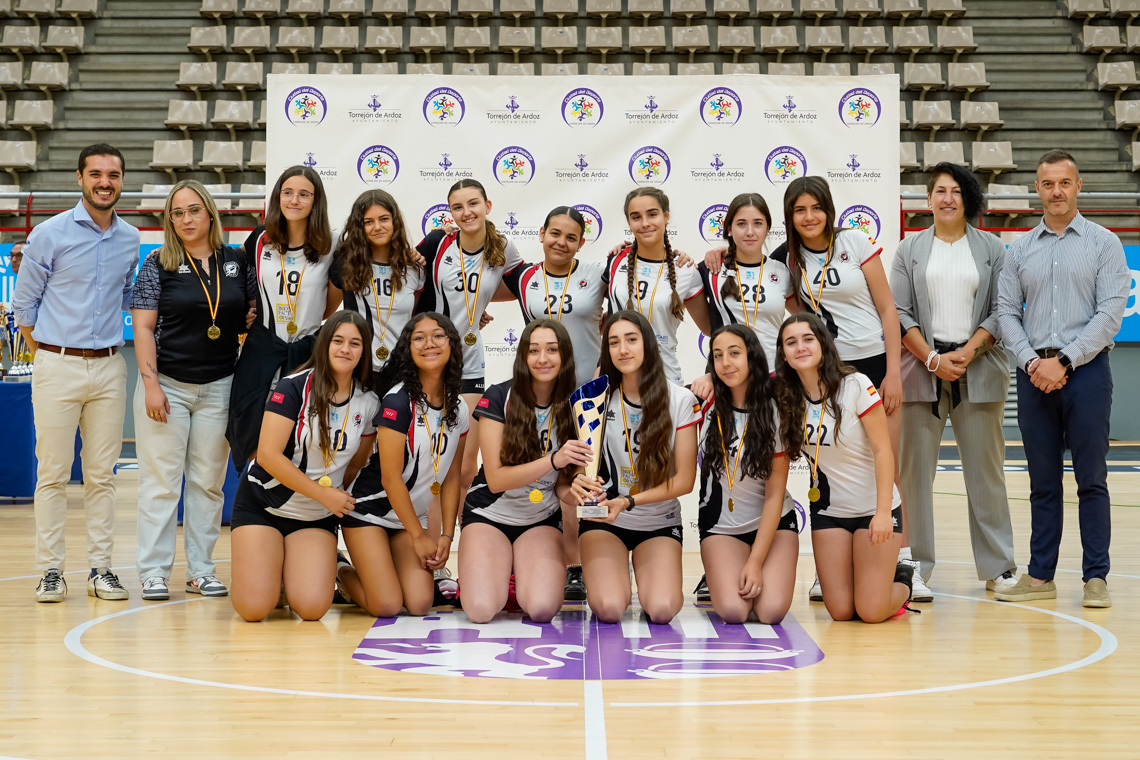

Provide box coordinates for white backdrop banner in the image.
[268,74,900,548]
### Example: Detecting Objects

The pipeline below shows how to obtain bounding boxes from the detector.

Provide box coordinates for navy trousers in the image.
[1016,352,1112,582]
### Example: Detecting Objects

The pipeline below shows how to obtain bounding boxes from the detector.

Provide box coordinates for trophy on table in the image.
[1,303,31,381]
[569,375,609,519]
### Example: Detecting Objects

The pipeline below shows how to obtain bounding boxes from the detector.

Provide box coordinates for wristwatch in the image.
[1058,353,1073,371]
[1025,357,1038,373]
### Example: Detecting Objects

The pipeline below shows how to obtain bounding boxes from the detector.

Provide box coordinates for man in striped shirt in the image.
[994,149,1129,609]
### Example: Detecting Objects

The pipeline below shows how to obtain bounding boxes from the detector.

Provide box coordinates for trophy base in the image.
[3,374,31,383]
[577,503,608,519]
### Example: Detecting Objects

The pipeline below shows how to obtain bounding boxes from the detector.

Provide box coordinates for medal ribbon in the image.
[541,264,568,323]
[420,402,446,487]
[185,251,221,329]
[370,264,397,351]
[323,382,353,476]
[631,253,665,324]
[732,257,766,327]
[458,241,485,334]
[619,388,639,490]
[798,240,834,314]
[717,413,747,497]
[802,403,826,494]
[279,251,308,327]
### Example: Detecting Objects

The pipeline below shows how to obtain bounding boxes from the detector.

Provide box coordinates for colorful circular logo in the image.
[765,146,807,185]
[421,203,454,237]
[839,205,881,239]
[493,146,536,186]
[562,88,604,128]
[285,86,327,126]
[357,145,400,185]
[838,88,882,128]
[701,87,742,127]
[699,204,730,245]
[423,87,465,127]
[572,204,603,244]
[628,146,671,186]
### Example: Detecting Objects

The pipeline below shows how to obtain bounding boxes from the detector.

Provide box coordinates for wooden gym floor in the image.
[1,456,1138,760]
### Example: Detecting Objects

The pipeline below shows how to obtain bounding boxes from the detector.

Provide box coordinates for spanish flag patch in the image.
[867,385,877,396]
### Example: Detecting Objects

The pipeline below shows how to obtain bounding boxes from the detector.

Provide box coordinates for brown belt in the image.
[36,343,117,358]
[1035,347,1109,359]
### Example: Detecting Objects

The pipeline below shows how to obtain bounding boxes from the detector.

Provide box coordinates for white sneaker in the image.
[186,575,228,597]
[36,569,67,603]
[808,576,823,602]
[141,576,170,601]
[986,570,1019,592]
[905,560,933,602]
[88,568,128,600]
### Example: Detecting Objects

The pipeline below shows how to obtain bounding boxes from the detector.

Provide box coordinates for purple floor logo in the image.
[353,606,823,680]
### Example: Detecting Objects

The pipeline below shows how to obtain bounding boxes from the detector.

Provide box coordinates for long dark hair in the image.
[373,312,464,428]
[264,165,332,263]
[773,312,855,459]
[600,310,675,490]
[784,176,840,299]
[623,187,685,321]
[500,319,578,466]
[335,189,419,294]
[448,178,507,268]
[701,325,778,481]
[294,310,373,458]
[721,192,773,303]
[927,161,985,225]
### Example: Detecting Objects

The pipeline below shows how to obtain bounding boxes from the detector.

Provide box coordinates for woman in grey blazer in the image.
[890,162,1018,595]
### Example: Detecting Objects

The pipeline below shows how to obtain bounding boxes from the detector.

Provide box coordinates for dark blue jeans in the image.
[1016,352,1112,582]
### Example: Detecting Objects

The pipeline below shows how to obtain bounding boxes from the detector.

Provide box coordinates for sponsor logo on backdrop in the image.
[826,153,884,183]
[762,94,817,124]
[501,211,541,240]
[356,145,400,185]
[421,204,454,237]
[699,204,730,245]
[839,205,881,239]
[765,146,807,185]
[562,88,604,128]
[302,151,338,180]
[285,86,327,126]
[418,152,474,181]
[423,87,465,126]
[555,152,611,183]
[573,204,603,244]
[769,220,788,243]
[487,95,541,124]
[690,152,746,181]
[348,93,403,124]
[484,328,521,358]
[700,87,742,127]
[493,146,536,186]
[628,146,671,186]
[839,88,881,128]
[624,95,679,123]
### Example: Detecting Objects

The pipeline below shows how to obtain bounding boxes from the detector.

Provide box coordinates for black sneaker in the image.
[564,566,586,600]
[693,574,711,602]
[894,562,921,614]
[333,552,354,605]
[433,567,458,607]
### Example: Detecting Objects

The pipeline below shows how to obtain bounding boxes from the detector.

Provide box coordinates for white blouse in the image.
[926,236,978,344]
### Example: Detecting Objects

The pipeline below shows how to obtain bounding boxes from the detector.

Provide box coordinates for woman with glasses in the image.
[131,181,256,600]
[226,166,342,469]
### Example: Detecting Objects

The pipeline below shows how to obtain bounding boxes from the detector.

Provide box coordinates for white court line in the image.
[63,599,577,708]
[610,593,1118,707]
[584,681,608,760]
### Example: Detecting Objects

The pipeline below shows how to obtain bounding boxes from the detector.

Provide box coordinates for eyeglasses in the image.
[170,205,206,221]
[411,332,449,347]
[281,189,314,202]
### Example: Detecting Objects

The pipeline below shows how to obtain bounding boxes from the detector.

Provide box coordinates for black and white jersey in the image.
[504,259,608,388]
[464,381,562,526]
[597,382,702,531]
[699,256,793,364]
[246,226,334,341]
[771,230,885,361]
[242,368,379,521]
[350,382,470,530]
[803,372,901,520]
[415,230,523,381]
[603,250,704,385]
[697,399,794,536]
[330,257,425,371]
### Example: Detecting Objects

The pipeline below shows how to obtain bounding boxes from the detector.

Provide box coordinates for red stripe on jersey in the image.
[517,263,541,317]
[858,399,883,417]
[683,287,705,302]
[361,432,377,437]
[607,250,628,301]
[676,418,701,430]
[773,450,786,458]
[860,247,883,266]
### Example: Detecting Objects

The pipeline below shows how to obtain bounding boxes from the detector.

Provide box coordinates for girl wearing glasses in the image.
[131,181,257,601]
[338,313,469,618]
[227,166,343,469]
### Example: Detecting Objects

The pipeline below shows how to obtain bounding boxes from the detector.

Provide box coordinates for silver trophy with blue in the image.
[569,375,609,519]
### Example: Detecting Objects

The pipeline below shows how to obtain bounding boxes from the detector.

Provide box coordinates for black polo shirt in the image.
[131,246,257,384]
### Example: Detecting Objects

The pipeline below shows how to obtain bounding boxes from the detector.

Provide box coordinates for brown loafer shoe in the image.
[993,576,1056,602]
[1082,578,1112,608]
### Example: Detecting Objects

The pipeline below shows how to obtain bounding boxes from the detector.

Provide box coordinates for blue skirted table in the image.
[0,381,83,500]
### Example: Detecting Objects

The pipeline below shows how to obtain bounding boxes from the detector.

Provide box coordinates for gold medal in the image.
[464,331,477,346]
[279,252,307,338]
[728,496,735,512]
[458,242,486,349]
[528,488,543,503]
[376,345,389,361]
[808,487,821,502]
[803,408,826,507]
[207,325,221,340]
[318,475,332,487]
[186,252,223,345]
[22,352,32,362]
[629,484,641,496]
[430,480,441,496]
[287,320,298,335]
[717,414,747,519]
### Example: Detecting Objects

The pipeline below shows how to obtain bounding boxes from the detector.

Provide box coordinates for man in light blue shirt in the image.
[12,143,141,603]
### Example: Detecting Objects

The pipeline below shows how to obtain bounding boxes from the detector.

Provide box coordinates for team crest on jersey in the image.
[178,264,190,274]
[223,261,239,277]
[770,272,779,283]
[578,279,589,289]
[839,252,849,262]
[353,413,363,428]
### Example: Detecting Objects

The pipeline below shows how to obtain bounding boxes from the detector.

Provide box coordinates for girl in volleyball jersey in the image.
[230,311,379,622]
[458,320,595,623]
[775,313,915,623]
[227,166,342,468]
[339,313,469,618]
[330,189,425,373]
[603,188,711,385]
[697,325,798,625]
[415,179,522,494]
[572,310,701,625]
